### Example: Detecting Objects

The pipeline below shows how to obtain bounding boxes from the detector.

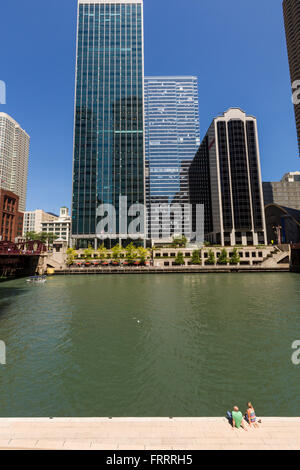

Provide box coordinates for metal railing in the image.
[0,240,46,255]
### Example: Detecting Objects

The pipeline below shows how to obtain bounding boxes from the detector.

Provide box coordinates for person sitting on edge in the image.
[246,402,260,428]
[232,406,248,431]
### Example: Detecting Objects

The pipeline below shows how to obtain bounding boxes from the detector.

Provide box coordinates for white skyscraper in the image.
[0,113,30,212]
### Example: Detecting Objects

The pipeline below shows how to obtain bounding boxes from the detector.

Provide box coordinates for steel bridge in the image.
[0,240,46,256]
[0,240,47,279]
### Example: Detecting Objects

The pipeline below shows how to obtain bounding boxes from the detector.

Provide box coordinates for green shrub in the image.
[206,250,216,265]
[218,249,229,265]
[172,236,187,248]
[191,250,201,265]
[174,251,185,266]
[230,248,240,265]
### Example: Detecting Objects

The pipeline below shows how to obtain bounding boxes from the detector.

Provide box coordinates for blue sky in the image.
[0,0,299,213]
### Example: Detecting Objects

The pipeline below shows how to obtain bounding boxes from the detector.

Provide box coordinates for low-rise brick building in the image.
[0,189,23,242]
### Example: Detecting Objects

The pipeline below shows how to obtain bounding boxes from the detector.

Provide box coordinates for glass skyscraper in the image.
[144,77,200,240]
[283,0,300,157]
[72,0,145,248]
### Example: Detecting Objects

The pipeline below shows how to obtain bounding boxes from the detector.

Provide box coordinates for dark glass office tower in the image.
[189,109,267,246]
[283,0,300,156]
[72,0,145,248]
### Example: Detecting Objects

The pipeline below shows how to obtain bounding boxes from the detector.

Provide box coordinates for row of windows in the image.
[73,5,144,235]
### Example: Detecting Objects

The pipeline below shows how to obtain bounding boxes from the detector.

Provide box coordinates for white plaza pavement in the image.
[0,417,299,450]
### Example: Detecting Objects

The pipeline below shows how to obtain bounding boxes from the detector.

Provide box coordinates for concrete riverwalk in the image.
[0,418,299,450]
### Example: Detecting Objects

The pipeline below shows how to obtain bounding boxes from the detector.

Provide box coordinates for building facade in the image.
[0,113,30,212]
[263,172,300,210]
[0,189,24,242]
[283,0,300,156]
[265,203,300,244]
[23,209,59,236]
[189,108,267,246]
[72,0,145,248]
[41,207,71,245]
[144,77,200,241]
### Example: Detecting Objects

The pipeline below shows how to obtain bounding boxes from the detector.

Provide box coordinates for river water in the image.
[0,273,299,417]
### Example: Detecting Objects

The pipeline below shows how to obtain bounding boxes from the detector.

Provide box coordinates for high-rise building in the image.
[72,0,145,248]
[144,77,200,240]
[263,172,300,211]
[189,108,267,246]
[23,209,59,236]
[283,0,300,156]
[0,113,30,212]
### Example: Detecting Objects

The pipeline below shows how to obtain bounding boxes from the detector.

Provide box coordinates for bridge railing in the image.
[0,240,47,255]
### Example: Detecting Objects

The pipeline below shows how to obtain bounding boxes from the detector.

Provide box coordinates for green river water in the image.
[0,273,299,417]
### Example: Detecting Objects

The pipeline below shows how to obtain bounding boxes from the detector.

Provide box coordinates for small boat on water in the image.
[26,276,47,284]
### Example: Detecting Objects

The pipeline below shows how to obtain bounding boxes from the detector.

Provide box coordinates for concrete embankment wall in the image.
[291,266,300,273]
[54,265,291,275]
[0,255,40,279]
